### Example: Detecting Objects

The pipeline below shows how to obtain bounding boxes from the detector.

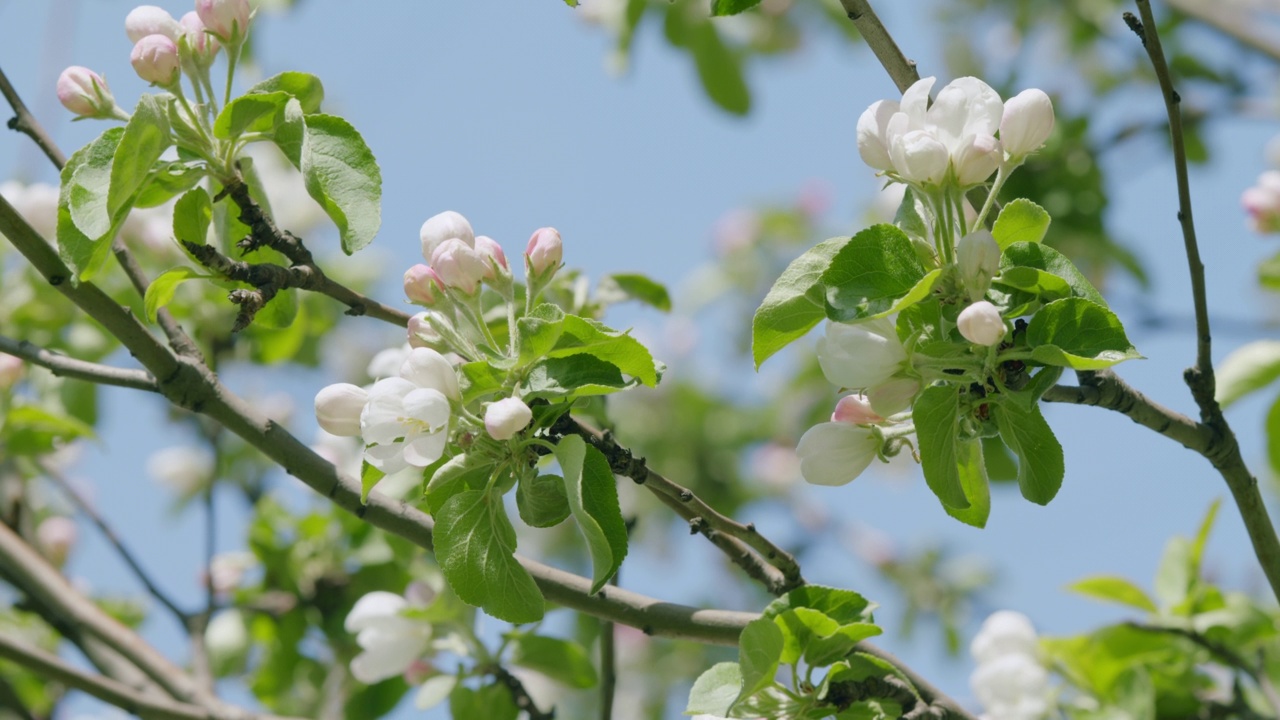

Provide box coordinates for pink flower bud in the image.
[485,397,533,440]
[179,11,220,62]
[130,34,181,86]
[832,394,882,425]
[957,301,1006,346]
[56,66,117,118]
[408,312,444,349]
[36,516,77,568]
[431,238,487,295]
[403,264,444,305]
[419,210,475,260]
[126,5,182,43]
[525,227,563,276]
[1244,171,1280,234]
[196,0,252,42]
[0,354,23,389]
[314,383,368,437]
[474,235,508,277]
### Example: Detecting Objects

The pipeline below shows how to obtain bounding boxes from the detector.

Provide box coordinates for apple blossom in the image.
[408,312,444,349]
[36,516,77,568]
[360,348,458,474]
[816,318,908,391]
[889,129,950,186]
[831,394,881,425]
[207,551,256,595]
[179,11,220,64]
[196,0,252,42]
[1000,89,1055,160]
[125,5,181,43]
[130,34,181,87]
[367,344,411,380]
[952,132,1002,187]
[970,654,1050,720]
[1243,171,1280,233]
[345,591,433,684]
[474,235,509,277]
[866,377,920,418]
[314,383,368,437]
[957,229,1001,301]
[205,609,249,665]
[419,210,475,260]
[957,301,1006,346]
[971,610,1039,663]
[796,421,881,486]
[146,445,215,493]
[403,264,444,305]
[0,353,23,389]
[485,397,533,440]
[856,99,899,172]
[430,238,488,294]
[525,227,563,277]
[56,66,119,119]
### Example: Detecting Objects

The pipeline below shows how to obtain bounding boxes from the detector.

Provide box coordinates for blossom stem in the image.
[973,163,1009,230]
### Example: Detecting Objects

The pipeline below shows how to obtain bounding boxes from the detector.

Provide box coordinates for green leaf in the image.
[214,91,291,139]
[752,237,847,368]
[994,266,1072,302]
[686,662,742,716]
[516,306,659,386]
[1067,576,1158,613]
[993,401,1063,505]
[509,634,598,689]
[687,18,750,115]
[58,127,125,281]
[299,113,382,254]
[1267,395,1280,476]
[424,455,490,515]
[1026,298,1141,370]
[1001,242,1106,307]
[359,461,385,504]
[912,384,970,509]
[449,684,518,720]
[596,273,672,312]
[253,288,298,330]
[108,94,171,222]
[1215,340,1280,408]
[944,439,991,528]
[1154,536,1193,612]
[133,162,205,208]
[144,267,205,323]
[991,198,1050,249]
[1258,249,1280,291]
[711,0,762,14]
[870,269,941,321]
[735,617,783,704]
[433,489,544,624]
[458,361,506,404]
[1190,499,1220,577]
[270,98,305,168]
[822,224,928,323]
[554,436,627,593]
[519,355,632,399]
[4,405,96,456]
[763,585,876,626]
[246,71,324,114]
[516,474,571,529]
[173,187,213,245]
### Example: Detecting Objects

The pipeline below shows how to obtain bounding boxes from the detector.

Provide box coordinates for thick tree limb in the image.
[0,334,158,392]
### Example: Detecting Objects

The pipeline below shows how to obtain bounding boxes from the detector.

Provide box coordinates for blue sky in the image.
[2,0,1279,717]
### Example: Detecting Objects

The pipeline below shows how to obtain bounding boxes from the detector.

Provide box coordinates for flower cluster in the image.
[970,611,1052,720]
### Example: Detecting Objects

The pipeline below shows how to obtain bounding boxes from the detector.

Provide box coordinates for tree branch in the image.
[488,665,554,720]
[0,334,159,392]
[1123,0,1280,605]
[837,0,920,93]
[0,632,303,720]
[1125,621,1280,715]
[0,65,66,169]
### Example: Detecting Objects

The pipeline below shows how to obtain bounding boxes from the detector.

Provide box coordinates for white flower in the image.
[856,99,900,172]
[419,210,475,260]
[957,230,1001,301]
[360,348,458,474]
[957,301,1006,346]
[314,383,369,437]
[1000,89,1055,160]
[367,344,411,380]
[205,609,249,664]
[970,653,1050,720]
[146,445,215,493]
[796,422,880,486]
[866,377,919,418]
[345,591,432,684]
[207,551,256,595]
[36,516,77,567]
[485,397,533,440]
[125,5,182,43]
[971,610,1039,663]
[431,238,488,294]
[816,318,907,391]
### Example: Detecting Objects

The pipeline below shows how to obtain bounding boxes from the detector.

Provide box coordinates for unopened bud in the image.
[0,354,23,389]
[56,66,118,119]
[314,383,368,437]
[1000,89,1055,160]
[953,133,1001,187]
[179,11,220,64]
[431,238,487,295]
[525,227,562,277]
[126,5,182,43]
[485,397,533,440]
[957,230,1001,301]
[831,394,882,425]
[957,301,1006,346]
[36,516,77,568]
[408,312,444,349]
[196,0,252,43]
[130,34,181,86]
[420,210,475,260]
[403,264,444,305]
[474,235,508,278]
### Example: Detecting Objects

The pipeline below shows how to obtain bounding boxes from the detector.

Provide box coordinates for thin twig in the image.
[36,459,191,626]
[1126,0,1280,605]
[0,65,66,169]
[1125,621,1280,715]
[0,334,158,392]
[489,665,554,720]
[837,0,920,93]
[0,632,303,720]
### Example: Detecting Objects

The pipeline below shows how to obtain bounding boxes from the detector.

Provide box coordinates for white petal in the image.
[415,675,458,710]
[365,442,410,474]
[402,431,447,468]
[817,319,906,390]
[928,76,1002,151]
[856,99,900,171]
[899,76,936,123]
[402,388,450,430]
[350,636,427,684]
[796,422,880,486]
[345,592,407,633]
[399,348,460,400]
